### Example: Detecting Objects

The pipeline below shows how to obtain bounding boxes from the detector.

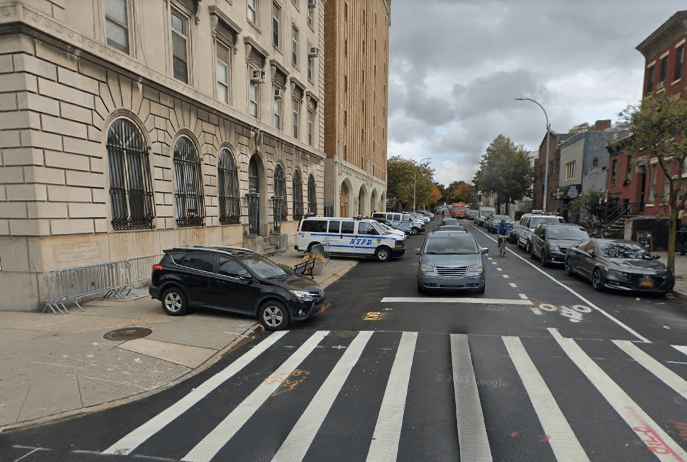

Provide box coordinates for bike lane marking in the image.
[470,225,650,343]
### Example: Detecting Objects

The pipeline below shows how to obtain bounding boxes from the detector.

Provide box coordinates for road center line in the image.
[381,297,532,305]
[496,268,502,272]
[519,294,528,300]
[471,225,650,343]
[509,283,517,288]
[502,275,509,279]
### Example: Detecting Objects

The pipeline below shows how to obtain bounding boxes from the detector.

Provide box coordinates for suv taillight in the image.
[152,264,162,272]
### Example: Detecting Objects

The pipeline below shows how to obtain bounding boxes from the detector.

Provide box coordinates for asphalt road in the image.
[4,218,687,462]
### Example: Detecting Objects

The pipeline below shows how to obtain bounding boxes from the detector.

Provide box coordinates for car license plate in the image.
[639,280,654,288]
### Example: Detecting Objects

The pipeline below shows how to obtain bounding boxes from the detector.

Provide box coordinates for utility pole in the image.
[516,98,550,212]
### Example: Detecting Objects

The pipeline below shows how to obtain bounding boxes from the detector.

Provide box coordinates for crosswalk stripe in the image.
[614,340,687,400]
[451,334,492,462]
[381,297,532,305]
[103,330,289,456]
[182,331,330,462]
[366,332,418,462]
[672,345,687,358]
[503,336,590,462]
[272,331,373,462]
[550,328,687,461]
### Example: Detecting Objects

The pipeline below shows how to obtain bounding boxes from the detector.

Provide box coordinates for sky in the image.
[386,0,687,188]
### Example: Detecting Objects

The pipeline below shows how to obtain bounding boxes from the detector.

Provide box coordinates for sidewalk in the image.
[653,251,687,300]
[0,250,356,433]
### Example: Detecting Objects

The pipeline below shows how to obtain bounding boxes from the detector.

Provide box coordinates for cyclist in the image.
[496,219,510,257]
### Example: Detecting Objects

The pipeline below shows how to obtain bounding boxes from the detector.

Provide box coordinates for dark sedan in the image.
[564,239,675,295]
[531,224,589,267]
[487,215,513,234]
[439,217,460,227]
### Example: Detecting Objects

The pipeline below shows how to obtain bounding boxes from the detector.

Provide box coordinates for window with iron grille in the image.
[107,118,155,230]
[218,148,240,224]
[308,173,317,215]
[274,164,288,220]
[292,169,304,220]
[173,136,205,227]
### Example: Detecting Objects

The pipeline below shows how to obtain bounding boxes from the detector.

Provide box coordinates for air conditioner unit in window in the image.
[657,80,665,90]
[250,69,266,83]
[308,0,317,8]
[308,47,319,58]
[274,88,285,99]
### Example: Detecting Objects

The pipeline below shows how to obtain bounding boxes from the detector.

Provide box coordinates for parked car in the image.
[150,247,326,330]
[375,221,407,239]
[564,239,675,295]
[438,217,460,227]
[372,212,426,235]
[297,217,406,261]
[475,207,496,227]
[435,225,466,232]
[530,224,589,267]
[416,230,488,294]
[372,217,411,236]
[516,214,565,252]
[467,210,479,221]
[486,215,513,234]
[410,212,431,224]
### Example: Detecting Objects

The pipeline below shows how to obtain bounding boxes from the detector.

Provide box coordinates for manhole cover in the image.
[103,327,152,341]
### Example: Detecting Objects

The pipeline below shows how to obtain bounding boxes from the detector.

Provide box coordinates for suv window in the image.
[182,253,215,272]
[372,213,384,219]
[328,221,340,233]
[218,257,248,277]
[392,214,401,221]
[341,221,355,234]
[301,220,328,232]
[530,216,564,228]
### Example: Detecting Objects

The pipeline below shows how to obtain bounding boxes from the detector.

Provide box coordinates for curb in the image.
[0,323,264,435]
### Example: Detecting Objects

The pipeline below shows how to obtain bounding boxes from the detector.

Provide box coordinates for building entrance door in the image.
[340,183,349,217]
[248,157,260,235]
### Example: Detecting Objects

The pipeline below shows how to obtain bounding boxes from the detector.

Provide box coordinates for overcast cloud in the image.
[387,0,687,188]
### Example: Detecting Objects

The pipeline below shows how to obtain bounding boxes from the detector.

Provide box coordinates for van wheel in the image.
[410,227,419,235]
[375,246,391,262]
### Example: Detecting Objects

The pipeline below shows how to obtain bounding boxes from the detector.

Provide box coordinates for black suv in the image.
[149,246,326,330]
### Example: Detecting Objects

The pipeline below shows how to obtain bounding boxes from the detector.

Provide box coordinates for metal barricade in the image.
[43,261,130,314]
[125,254,163,294]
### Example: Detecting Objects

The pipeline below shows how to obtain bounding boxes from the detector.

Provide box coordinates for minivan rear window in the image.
[301,220,328,232]
[341,221,355,234]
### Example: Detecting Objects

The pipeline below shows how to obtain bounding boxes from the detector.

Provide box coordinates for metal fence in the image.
[43,255,162,314]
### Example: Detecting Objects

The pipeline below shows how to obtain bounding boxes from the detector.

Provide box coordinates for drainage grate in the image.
[103,327,153,341]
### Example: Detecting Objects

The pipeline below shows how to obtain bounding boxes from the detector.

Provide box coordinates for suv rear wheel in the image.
[410,227,419,235]
[259,300,290,331]
[161,287,188,316]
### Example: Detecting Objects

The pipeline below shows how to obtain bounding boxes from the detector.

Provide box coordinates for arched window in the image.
[106,118,155,230]
[292,169,303,220]
[308,174,317,216]
[173,136,205,227]
[274,164,288,220]
[218,148,240,224]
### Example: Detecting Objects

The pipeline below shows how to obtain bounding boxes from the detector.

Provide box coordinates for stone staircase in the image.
[604,215,633,239]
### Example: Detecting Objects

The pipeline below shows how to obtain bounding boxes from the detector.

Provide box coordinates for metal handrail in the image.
[592,202,636,237]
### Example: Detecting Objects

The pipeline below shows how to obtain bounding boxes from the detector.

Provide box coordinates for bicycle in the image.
[498,235,507,257]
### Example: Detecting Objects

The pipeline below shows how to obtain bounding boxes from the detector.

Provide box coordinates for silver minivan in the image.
[516,214,565,253]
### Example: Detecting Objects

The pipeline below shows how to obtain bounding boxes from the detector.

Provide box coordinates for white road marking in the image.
[673,345,687,358]
[502,275,509,279]
[12,448,44,462]
[381,297,532,305]
[182,331,329,462]
[104,331,288,456]
[491,261,497,265]
[519,294,528,300]
[550,328,687,461]
[503,336,589,461]
[366,332,418,462]
[451,334,493,462]
[272,331,373,462]
[614,340,687,400]
[667,361,687,366]
[509,283,517,288]
[497,268,503,272]
[471,225,650,343]
[530,308,543,315]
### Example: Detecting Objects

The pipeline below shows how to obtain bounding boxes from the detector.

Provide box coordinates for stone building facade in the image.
[0,0,325,311]
[323,0,389,217]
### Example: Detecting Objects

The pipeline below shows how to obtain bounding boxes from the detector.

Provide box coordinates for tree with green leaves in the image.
[473,135,535,215]
[387,156,435,210]
[570,189,605,233]
[614,94,687,272]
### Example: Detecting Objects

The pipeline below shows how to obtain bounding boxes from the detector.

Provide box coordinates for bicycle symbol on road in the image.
[537,303,592,323]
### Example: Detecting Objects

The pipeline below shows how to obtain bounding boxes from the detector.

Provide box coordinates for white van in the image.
[296,217,406,262]
[371,212,425,235]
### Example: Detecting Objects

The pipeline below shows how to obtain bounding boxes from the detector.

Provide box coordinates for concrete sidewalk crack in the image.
[15,385,31,424]
[76,375,84,408]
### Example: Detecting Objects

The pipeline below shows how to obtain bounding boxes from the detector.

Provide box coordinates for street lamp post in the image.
[516,98,550,213]
[414,157,431,212]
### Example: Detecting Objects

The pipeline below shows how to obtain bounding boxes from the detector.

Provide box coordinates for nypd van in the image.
[371,212,425,235]
[296,217,406,262]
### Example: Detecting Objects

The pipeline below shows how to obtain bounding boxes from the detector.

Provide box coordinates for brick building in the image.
[323,0,390,216]
[0,0,325,311]
[532,130,573,214]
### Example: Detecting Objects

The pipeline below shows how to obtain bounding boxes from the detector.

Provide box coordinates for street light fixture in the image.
[414,157,431,212]
[516,97,551,213]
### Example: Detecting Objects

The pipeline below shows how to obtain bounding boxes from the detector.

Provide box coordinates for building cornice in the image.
[636,11,687,58]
